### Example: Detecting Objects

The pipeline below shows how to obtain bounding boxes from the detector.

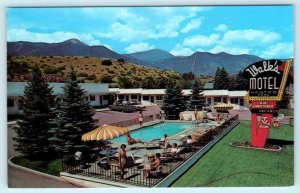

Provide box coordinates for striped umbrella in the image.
[213,103,234,111]
[81,124,129,141]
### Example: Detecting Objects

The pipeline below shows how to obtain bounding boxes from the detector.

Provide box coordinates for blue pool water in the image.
[111,122,191,143]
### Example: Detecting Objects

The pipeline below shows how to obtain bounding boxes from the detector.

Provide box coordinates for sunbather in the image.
[159,134,169,148]
[164,143,179,156]
[125,133,143,145]
[143,153,161,179]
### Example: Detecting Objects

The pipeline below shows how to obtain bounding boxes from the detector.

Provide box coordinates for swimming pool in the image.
[111,122,192,143]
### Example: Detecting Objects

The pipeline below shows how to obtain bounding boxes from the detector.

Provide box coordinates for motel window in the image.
[131,95,138,99]
[230,98,239,104]
[119,95,124,100]
[8,99,14,107]
[156,95,163,100]
[223,97,227,103]
[103,95,108,100]
[207,98,211,104]
[214,97,222,103]
[143,95,150,101]
[89,95,95,101]
[240,99,244,106]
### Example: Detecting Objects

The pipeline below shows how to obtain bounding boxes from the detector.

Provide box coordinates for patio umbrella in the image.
[213,103,234,112]
[81,124,129,141]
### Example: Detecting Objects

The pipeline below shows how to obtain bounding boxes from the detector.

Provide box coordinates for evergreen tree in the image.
[49,68,97,154]
[161,80,186,120]
[214,67,229,90]
[187,79,205,110]
[13,66,55,158]
[277,89,290,109]
[213,67,221,89]
[234,71,249,90]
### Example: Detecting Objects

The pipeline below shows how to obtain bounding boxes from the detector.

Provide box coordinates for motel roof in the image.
[109,88,143,94]
[228,91,248,97]
[202,90,229,96]
[7,82,109,97]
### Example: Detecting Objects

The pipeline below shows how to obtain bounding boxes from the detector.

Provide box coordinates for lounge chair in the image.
[160,147,185,162]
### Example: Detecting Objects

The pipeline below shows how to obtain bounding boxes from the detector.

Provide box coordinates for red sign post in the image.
[244,59,292,148]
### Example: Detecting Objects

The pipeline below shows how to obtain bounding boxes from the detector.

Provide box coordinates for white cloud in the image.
[222,29,280,46]
[7,28,101,45]
[181,18,202,33]
[260,42,293,59]
[209,45,249,55]
[214,24,228,32]
[97,22,153,42]
[182,34,220,47]
[151,16,185,38]
[170,44,194,56]
[124,42,155,53]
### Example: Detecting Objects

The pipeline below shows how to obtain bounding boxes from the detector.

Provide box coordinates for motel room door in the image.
[150,96,154,103]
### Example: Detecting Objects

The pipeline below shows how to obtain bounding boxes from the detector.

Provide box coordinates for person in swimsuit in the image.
[138,111,144,127]
[125,132,143,144]
[118,144,127,181]
[143,153,161,179]
[194,106,198,120]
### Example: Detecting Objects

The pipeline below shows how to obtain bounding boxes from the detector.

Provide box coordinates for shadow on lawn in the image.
[266,138,294,146]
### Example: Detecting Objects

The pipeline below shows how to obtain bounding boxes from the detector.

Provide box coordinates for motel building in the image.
[7,82,111,115]
[7,82,248,115]
[109,88,248,110]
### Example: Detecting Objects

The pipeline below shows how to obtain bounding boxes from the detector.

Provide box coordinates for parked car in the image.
[128,102,145,111]
[109,103,137,112]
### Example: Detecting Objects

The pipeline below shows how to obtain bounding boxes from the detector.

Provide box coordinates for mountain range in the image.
[7,38,264,75]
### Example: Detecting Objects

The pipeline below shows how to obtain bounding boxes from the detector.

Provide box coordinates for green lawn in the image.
[278,108,294,116]
[11,156,62,176]
[172,121,294,187]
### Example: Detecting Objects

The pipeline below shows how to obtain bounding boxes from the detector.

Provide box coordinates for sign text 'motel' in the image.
[244,60,283,97]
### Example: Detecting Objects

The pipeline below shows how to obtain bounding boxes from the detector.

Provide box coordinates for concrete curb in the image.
[8,156,84,187]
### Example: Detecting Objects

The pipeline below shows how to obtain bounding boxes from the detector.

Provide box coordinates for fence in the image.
[111,114,161,128]
[61,115,239,187]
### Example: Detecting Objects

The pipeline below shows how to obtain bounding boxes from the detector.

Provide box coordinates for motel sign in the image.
[243,59,292,148]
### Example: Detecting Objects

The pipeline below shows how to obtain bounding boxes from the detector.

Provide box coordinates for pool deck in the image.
[109,119,224,165]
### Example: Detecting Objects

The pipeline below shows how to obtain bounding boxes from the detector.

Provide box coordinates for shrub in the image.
[101,60,112,66]
[43,66,61,74]
[86,74,96,80]
[101,76,114,83]
[77,72,89,77]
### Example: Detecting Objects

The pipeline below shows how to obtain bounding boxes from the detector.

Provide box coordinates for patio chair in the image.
[160,147,185,162]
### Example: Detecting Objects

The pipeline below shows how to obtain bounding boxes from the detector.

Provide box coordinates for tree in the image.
[156,76,168,89]
[161,80,186,120]
[101,60,112,66]
[118,76,133,88]
[277,89,290,109]
[187,79,205,110]
[49,67,97,154]
[141,76,156,89]
[13,66,55,159]
[234,71,249,90]
[214,67,229,90]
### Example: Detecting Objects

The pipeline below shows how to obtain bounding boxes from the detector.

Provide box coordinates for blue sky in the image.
[6,6,293,59]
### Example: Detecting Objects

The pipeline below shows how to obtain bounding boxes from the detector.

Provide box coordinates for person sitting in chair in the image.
[164,143,179,156]
[159,134,169,148]
[125,132,143,145]
[143,153,161,179]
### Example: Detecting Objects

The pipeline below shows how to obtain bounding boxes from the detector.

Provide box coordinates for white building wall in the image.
[8,98,18,115]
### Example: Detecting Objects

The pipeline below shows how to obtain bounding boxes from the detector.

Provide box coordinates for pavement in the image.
[7,106,162,188]
[8,164,80,188]
[94,106,161,126]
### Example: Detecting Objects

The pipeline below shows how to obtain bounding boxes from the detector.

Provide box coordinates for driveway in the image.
[94,106,162,126]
